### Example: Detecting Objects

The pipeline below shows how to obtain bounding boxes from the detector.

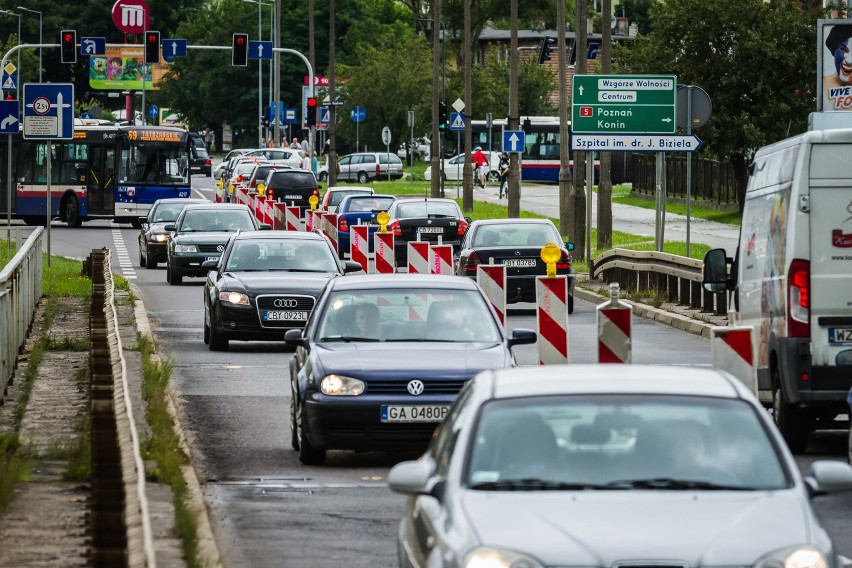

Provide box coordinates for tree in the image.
[619,0,819,209]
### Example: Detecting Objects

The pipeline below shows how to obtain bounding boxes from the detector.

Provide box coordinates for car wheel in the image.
[487,171,500,182]
[208,315,229,351]
[203,313,210,345]
[64,195,82,228]
[297,403,326,465]
[131,218,142,230]
[167,262,183,285]
[568,295,574,315]
[290,384,299,450]
[358,171,369,184]
[139,245,146,268]
[772,365,809,454]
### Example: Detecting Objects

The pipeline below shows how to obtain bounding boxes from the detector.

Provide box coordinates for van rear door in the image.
[808,144,852,367]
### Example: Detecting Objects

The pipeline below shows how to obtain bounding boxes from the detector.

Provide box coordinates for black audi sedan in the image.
[137,197,208,269]
[385,198,470,266]
[284,274,537,465]
[165,203,269,285]
[454,218,577,313]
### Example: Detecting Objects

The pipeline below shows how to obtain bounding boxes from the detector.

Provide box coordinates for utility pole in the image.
[430,0,442,198]
[462,0,473,212]
[507,0,520,218]
[557,0,570,238]
[308,0,315,154]
[273,0,281,146]
[569,0,588,260]
[597,0,613,250]
[328,0,337,186]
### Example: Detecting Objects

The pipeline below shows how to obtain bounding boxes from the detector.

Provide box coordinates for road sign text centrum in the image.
[571,75,676,134]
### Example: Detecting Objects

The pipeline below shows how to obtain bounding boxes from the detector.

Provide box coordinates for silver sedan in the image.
[389,365,852,568]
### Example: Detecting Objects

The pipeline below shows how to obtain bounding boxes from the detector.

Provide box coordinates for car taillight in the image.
[556,250,571,270]
[266,187,274,199]
[205,158,211,165]
[388,220,401,236]
[338,217,348,232]
[237,175,244,182]
[463,250,481,273]
[788,258,809,337]
[457,219,469,236]
[312,188,319,197]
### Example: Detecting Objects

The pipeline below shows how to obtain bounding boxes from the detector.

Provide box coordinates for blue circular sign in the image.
[350,106,366,123]
[148,104,159,119]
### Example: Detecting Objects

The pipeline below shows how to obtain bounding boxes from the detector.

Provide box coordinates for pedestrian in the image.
[497,152,510,199]
[204,128,214,153]
[267,137,277,148]
[311,152,319,175]
[301,151,311,171]
[289,137,300,150]
[300,137,309,155]
[472,146,490,188]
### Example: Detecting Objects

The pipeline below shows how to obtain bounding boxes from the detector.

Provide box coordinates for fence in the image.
[630,153,739,205]
[0,228,43,393]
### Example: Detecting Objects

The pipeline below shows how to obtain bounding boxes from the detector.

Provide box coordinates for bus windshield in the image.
[124,141,188,185]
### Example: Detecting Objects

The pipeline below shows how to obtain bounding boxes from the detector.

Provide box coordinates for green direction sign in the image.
[571,75,676,134]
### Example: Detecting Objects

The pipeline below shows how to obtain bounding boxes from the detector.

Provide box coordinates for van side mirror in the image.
[702,248,731,293]
[565,241,575,251]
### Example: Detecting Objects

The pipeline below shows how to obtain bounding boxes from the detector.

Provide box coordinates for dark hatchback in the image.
[165,204,269,285]
[386,198,470,266]
[455,218,576,312]
[263,169,321,214]
[188,132,212,176]
[138,197,207,269]
[203,231,362,351]
[284,274,537,465]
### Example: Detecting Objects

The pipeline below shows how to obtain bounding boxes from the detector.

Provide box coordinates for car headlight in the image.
[320,375,365,396]
[464,548,544,568]
[755,546,828,568]
[219,291,250,306]
[174,244,198,253]
[152,233,168,242]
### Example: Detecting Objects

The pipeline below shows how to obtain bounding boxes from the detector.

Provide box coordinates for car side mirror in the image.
[507,328,537,347]
[565,241,575,251]
[702,248,731,293]
[806,460,852,497]
[464,217,472,224]
[164,224,176,232]
[284,328,308,347]
[343,260,363,274]
[201,259,218,269]
[387,459,439,498]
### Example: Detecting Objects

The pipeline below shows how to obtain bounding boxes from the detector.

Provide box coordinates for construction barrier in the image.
[407,241,430,274]
[536,275,569,365]
[477,264,507,328]
[374,232,395,274]
[309,210,325,233]
[215,180,224,203]
[255,195,267,226]
[711,325,757,394]
[235,187,248,208]
[285,205,301,231]
[596,283,632,363]
[264,198,275,227]
[430,244,453,275]
[321,213,339,254]
[351,225,370,272]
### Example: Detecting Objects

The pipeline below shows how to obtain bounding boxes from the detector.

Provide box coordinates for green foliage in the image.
[42,255,92,299]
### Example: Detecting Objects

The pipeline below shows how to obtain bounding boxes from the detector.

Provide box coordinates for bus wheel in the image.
[64,196,82,228]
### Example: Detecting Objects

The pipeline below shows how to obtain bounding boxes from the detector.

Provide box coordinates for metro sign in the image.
[112,0,150,34]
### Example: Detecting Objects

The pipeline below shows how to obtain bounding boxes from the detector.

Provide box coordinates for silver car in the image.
[389,364,852,568]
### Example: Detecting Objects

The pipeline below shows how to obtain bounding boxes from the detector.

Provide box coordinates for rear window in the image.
[379,154,402,165]
[253,166,274,180]
[268,171,318,189]
[330,190,371,206]
[396,201,460,219]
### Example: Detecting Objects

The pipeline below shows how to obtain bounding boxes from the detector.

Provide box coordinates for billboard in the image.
[89,45,167,91]
[818,19,852,111]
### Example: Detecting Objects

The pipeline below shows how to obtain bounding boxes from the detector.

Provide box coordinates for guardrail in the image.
[589,248,727,315]
[88,248,156,567]
[0,228,43,394]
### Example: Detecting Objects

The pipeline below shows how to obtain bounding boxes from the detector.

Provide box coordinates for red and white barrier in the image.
[351,225,370,272]
[247,193,256,218]
[255,195,266,225]
[477,264,507,328]
[430,244,453,275]
[321,213,339,254]
[407,241,431,274]
[596,283,632,363]
[309,210,325,233]
[285,205,301,231]
[711,326,757,394]
[264,198,275,227]
[536,276,569,365]
[374,232,395,274]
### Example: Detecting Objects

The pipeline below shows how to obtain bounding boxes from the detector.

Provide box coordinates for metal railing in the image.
[0,228,43,394]
[590,247,727,315]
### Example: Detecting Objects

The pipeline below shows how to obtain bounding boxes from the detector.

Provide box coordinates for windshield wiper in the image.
[470,479,609,491]
[603,478,754,491]
[320,336,380,342]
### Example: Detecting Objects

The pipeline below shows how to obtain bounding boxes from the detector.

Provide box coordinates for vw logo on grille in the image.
[407,380,425,396]
[273,298,299,308]
[216,245,224,252]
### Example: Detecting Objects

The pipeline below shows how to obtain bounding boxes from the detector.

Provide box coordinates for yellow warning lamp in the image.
[217,177,224,189]
[309,194,319,211]
[376,211,390,233]
[540,242,560,278]
[257,183,266,197]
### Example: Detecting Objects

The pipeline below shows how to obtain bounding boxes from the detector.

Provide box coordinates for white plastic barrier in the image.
[535,275,569,365]
[596,283,632,363]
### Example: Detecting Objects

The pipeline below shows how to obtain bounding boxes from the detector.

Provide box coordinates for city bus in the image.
[468,116,631,184]
[0,121,193,228]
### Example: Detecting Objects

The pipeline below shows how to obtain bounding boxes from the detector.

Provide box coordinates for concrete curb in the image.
[132,289,224,568]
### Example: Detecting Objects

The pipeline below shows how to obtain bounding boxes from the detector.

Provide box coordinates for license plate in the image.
[285,194,301,200]
[204,256,220,262]
[505,258,536,268]
[263,311,308,321]
[419,226,443,234]
[381,405,450,423]
[829,327,852,345]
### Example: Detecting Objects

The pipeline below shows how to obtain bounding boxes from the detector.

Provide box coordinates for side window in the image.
[340,156,351,166]
[363,155,376,165]
[430,385,475,477]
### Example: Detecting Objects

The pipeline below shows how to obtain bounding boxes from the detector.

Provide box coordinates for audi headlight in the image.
[219,291,250,306]
[464,548,544,568]
[320,375,365,396]
[152,233,168,242]
[174,244,198,253]
[754,546,828,568]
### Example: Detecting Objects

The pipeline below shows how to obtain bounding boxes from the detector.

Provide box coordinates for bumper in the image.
[776,337,852,408]
[212,302,305,341]
[146,241,168,262]
[172,254,219,277]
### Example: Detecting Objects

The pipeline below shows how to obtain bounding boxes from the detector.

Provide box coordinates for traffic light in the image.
[144,31,161,65]
[60,30,77,64]
[261,114,269,128]
[538,36,556,65]
[305,97,318,127]
[232,33,248,66]
[438,101,447,130]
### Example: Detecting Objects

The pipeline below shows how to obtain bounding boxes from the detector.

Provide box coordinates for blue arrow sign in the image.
[1,74,16,91]
[570,133,703,153]
[162,39,187,59]
[449,111,465,131]
[22,83,75,140]
[149,104,159,119]
[0,100,19,134]
[81,37,106,56]
[350,106,366,123]
[503,130,525,153]
[284,108,296,124]
[249,41,273,60]
[320,107,330,124]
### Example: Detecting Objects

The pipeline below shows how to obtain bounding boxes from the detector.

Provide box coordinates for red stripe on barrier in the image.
[721,330,752,366]
[602,308,630,336]
[537,306,568,359]
[599,342,621,364]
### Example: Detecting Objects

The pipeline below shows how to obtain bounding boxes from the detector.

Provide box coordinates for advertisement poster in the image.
[89,45,167,91]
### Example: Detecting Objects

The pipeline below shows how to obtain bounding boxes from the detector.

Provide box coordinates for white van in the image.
[703,128,852,454]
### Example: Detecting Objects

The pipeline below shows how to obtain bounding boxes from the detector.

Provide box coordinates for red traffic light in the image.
[307,97,317,108]
[5,94,13,101]
[63,33,73,43]
[236,36,245,46]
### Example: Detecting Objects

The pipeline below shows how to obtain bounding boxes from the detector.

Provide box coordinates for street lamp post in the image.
[16,7,41,82]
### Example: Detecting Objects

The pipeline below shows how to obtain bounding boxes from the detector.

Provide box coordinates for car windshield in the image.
[179,210,255,232]
[473,224,562,248]
[224,239,337,272]
[347,197,395,212]
[151,203,189,223]
[330,190,371,206]
[316,289,501,342]
[465,395,789,491]
[396,201,459,219]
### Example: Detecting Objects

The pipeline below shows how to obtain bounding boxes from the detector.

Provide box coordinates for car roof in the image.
[181,204,250,212]
[393,197,458,205]
[326,186,373,192]
[482,365,744,400]
[327,273,480,292]
[154,198,207,205]
[472,218,556,227]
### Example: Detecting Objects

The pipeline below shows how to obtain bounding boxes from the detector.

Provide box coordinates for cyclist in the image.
[472,146,490,188]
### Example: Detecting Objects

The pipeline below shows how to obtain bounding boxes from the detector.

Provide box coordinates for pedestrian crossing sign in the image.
[2,74,17,91]
[450,111,465,131]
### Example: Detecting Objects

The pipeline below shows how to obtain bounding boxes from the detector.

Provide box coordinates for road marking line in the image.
[110,225,137,281]
[841,556,851,567]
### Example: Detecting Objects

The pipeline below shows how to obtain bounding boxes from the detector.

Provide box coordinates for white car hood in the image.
[461,490,811,565]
